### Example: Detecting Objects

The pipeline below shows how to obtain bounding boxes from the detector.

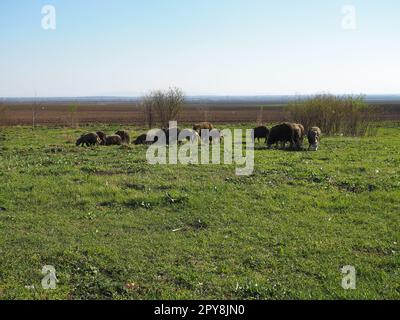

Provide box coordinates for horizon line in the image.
[2,93,400,100]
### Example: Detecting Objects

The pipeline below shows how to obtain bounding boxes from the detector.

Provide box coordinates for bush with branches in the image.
[288,94,379,136]
[143,87,185,128]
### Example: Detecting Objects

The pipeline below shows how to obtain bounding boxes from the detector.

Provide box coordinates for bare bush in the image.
[288,94,379,136]
[143,87,185,128]
[143,100,154,129]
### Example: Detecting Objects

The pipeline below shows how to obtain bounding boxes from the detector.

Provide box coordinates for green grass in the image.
[0,123,399,300]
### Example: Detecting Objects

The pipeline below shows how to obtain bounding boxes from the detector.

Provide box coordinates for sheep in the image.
[193,122,214,135]
[105,135,123,146]
[115,130,131,144]
[308,127,322,151]
[145,129,165,144]
[76,133,101,147]
[134,134,148,145]
[292,124,304,149]
[295,123,305,144]
[134,132,161,145]
[252,126,270,143]
[267,123,301,150]
[96,131,107,145]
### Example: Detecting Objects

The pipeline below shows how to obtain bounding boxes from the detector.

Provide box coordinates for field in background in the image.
[0,123,399,299]
[1,100,400,126]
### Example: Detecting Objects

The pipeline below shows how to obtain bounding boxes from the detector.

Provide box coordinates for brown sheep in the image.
[193,122,214,135]
[308,127,322,151]
[96,131,107,145]
[105,135,123,146]
[76,133,100,147]
[267,123,301,150]
[295,124,305,144]
[115,130,131,144]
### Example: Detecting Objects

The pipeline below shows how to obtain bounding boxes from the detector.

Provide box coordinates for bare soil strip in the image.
[1,102,399,126]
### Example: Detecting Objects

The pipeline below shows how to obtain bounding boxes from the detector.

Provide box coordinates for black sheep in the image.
[105,135,123,146]
[134,134,149,145]
[76,133,100,147]
[252,126,270,143]
[267,123,301,150]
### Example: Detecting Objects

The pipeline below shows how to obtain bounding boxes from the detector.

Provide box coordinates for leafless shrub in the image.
[143,100,154,129]
[288,94,379,136]
[143,87,185,128]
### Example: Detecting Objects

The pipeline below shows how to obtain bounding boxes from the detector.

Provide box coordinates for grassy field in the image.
[0,123,399,300]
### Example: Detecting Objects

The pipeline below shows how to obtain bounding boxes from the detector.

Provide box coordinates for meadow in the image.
[0,123,399,299]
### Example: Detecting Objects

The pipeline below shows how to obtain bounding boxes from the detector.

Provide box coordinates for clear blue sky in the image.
[0,0,399,97]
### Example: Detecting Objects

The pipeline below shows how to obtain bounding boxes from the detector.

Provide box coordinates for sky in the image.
[0,0,399,97]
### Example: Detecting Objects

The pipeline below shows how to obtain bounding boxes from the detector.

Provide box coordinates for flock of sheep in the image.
[75,122,322,151]
[254,122,322,151]
[76,130,130,147]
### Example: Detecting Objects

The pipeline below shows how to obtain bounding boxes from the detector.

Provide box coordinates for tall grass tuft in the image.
[288,94,379,136]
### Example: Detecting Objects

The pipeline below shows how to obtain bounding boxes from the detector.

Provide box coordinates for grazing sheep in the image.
[145,129,165,144]
[292,124,304,149]
[76,133,100,147]
[134,133,161,145]
[105,135,123,146]
[96,131,107,145]
[267,123,301,150]
[193,122,214,134]
[134,134,148,145]
[308,127,322,151]
[252,126,270,143]
[115,130,131,144]
[295,124,305,144]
